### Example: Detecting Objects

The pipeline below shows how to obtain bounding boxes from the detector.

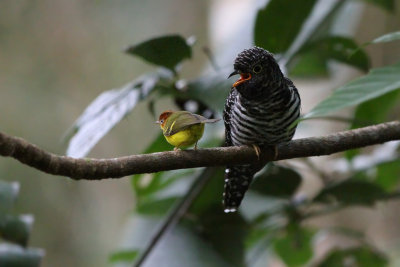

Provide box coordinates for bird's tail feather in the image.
[223,164,262,213]
[203,118,221,123]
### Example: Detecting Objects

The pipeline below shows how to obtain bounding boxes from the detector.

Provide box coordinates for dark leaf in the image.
[132,168,196,202]
[136,197,179,215]
[254,0,318,53]
[376,160,400,191]
[185,67,232,112]
[0,215,33,247]
[273,227,314,266]
[131,133,198,216]
[188,169,249,265]
[66,71,171,158]
[118,216,232,267]
[284,1,345,70]
[189,168,224,215]
[315,180,386,206]
[0,243,44,267]
[125,35,192,71]
[109,249,139,263]
[245,227,271,250]
[318,246,387,267]
[133,172,165,198]
[298,36,370,72]
[0,181,19,213]
[142,132,172,154]
[250,164,302,198]
[346,90,400,159]
[290,52,328,77]
[195,208,248,266]
[141,223,232,267]
[351,89,399,129]
[133,169,197,215]
[305,61,400,118]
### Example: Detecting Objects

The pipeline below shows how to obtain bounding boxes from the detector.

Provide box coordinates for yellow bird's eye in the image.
[253,65,262,73]
[160,119,164,123]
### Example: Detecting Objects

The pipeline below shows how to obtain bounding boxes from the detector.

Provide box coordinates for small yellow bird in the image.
[156,110,220,150]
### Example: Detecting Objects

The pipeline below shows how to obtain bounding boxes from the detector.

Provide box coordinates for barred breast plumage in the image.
[223,47,301,212]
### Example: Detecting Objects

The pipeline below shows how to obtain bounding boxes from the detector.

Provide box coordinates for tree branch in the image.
[0,121,399,180]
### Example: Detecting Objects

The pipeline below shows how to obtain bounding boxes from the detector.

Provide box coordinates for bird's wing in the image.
[193,114,221,124]
[164,112,203,136]
[223,89,236,147]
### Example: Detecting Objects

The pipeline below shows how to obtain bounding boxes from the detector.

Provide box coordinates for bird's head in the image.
[156,110,173,130]
[229,47,283,99]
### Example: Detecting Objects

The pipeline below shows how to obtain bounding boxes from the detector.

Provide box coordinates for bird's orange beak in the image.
[232,73,251,87]
[228,70,252,88]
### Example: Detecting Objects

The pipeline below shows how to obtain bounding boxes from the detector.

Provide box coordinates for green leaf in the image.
[142,223,232,267]
[290,53,328,77]
[109,249,139,263]
[0,181,19,213]
[125,35,192,71]
[66,71,172,158]
[298,36,370,72]
[305,61,400,118]
[133,169,197,215]
[195,208,248,266]
[371,31,400,44]
[189,168,224,215]
[273,227,314,266]
[361,0,394,12]
[133,168,196,200]
[188,169,253,263]
[121,215,232,267]
[345,90,399,159]
[284,1,345,70]
[142,132,172,154]
[318,247,387,267]
[136,196,179,215]
[245,227,271,250]
[0,214,33,247]
[315,180,386,206]
[375,160,400,191]
[254,0,318,53]
[131,133,175,198]
[0,243,44,267]
[250,165,301,198]
[131,133,198,215]
[351,89,399,129]
[185,68,232,112]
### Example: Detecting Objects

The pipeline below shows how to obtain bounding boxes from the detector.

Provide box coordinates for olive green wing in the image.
[164,112,220,136]
[164,112,202,136]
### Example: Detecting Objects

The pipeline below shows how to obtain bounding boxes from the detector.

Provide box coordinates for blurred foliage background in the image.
[0,0,399,266]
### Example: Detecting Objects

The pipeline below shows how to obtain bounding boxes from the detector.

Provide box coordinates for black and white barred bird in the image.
[223,47,301,212]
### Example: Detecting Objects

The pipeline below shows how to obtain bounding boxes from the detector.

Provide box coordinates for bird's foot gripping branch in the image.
[0,121,399,180]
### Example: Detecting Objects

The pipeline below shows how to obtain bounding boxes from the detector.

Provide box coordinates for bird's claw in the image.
[174,147,180,151]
